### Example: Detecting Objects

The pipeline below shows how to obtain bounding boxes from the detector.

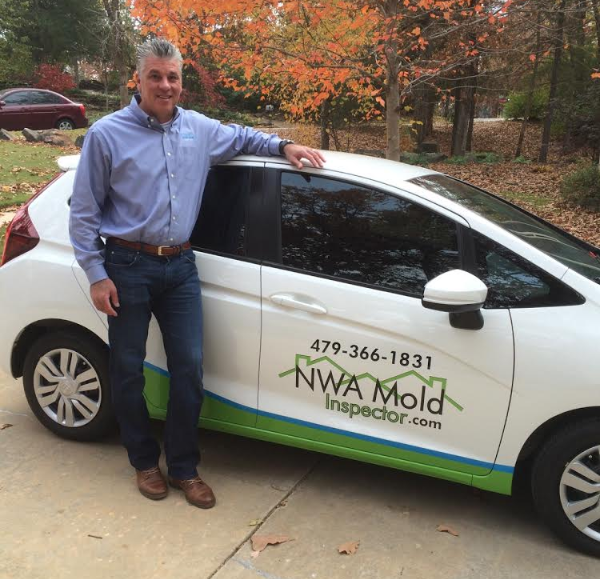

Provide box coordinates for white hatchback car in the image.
[1,152,600,556]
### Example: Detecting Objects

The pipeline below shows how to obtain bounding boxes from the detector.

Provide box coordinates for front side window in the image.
[3,91,31,105]
[280,172,460,296]
[472,231,583,308]
[191,166,251,257]
[413,174,600,284]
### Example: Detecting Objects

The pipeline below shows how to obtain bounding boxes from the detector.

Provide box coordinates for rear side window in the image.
[279,172,460,296]
[472,231,583,308]
[30,91,64,104]
[190,166,251,258]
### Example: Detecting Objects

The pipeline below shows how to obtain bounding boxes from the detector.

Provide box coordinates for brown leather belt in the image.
[108,237,192,257]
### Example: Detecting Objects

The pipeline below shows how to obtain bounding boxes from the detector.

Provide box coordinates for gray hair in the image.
[137,38,183,74]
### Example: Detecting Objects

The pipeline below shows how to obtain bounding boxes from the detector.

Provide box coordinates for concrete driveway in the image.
[0,371,597,579]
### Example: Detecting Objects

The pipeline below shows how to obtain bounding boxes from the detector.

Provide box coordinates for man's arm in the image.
[207,120,325,168]
[69,128,119,316]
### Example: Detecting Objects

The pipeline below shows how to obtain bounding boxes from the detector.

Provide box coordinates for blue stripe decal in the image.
[144,361,170,377]
[143,363,514,474]
[203,391,514,474]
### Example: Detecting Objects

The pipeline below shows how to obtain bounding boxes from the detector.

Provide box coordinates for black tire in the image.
[23,331,114,441]
[55,118,75,130]
[531,419,600,557]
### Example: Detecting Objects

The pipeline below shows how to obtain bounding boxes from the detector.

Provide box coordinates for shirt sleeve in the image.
[69,127,112,286]
[207,119,283,166]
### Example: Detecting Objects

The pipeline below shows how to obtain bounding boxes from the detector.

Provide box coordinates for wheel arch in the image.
[515,406,600,475]
[11,319,108,379]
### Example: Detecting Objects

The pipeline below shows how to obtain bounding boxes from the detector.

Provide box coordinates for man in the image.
[69,38,325,509]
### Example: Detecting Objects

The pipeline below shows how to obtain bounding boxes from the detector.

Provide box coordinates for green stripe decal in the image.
[142,362,513,495]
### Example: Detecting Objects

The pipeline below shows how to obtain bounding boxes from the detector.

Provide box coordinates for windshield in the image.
[411,174,600,283]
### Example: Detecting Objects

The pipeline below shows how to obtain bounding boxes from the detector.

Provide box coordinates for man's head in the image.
[135,38,183,123]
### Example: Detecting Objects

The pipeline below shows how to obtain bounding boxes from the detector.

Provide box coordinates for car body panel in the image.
[0,88,88,131]
[2,153,600,502]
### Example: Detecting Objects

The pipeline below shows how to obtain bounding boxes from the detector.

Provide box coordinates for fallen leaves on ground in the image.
[436,524,460,537]
[338,540,360,555]
[0,424,13,430]
[250,534,292,557]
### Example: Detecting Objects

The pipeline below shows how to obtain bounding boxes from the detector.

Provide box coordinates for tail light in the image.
[1,175,60,267]
[79,104,86,117]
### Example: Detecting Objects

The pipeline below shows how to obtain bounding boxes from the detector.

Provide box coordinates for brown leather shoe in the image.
[168,476,216,509]
[136,466,168,500]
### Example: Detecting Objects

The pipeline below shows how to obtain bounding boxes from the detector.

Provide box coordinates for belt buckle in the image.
[157,245,169,256]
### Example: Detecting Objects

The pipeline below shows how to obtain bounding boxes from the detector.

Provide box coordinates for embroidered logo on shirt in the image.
[181,132,195,141]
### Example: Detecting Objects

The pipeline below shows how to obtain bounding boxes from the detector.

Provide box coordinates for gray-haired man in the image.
[70,38,325,508]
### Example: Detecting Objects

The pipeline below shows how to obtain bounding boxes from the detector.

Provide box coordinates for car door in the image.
[0,91,30,130]
[72,163,263,428]
[257,168,515,479]
[29,91,61,129]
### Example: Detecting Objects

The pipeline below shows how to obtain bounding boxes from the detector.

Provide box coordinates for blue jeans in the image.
[106,244,203,479]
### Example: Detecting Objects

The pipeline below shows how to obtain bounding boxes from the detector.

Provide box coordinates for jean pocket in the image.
[105,248,139,267]
[182,249,197,265]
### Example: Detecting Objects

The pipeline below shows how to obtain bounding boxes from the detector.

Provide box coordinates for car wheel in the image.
[531,419,600,557]
[55,118,75,130]
[23,331,114,441]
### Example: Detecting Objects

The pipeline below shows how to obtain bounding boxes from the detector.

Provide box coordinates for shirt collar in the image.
[129,94,181,131]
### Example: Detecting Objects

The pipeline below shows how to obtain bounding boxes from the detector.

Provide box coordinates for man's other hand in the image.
[90,278,120,317]
[284,144,326,169]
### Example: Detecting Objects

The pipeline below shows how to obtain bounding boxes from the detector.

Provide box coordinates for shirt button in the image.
[172,195,176,199]
[170,238,174,242]
[167,152,172,156]
[170,173,175,178]
[172,216,176,221]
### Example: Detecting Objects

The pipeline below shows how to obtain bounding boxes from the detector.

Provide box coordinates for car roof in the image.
[1,87,68,99]
[58,150,437,183]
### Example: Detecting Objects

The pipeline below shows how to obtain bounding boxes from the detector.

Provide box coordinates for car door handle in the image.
[270,293,328,315]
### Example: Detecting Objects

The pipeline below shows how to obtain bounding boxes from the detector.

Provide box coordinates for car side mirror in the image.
[0,101,5,108]
[422,269,488,330]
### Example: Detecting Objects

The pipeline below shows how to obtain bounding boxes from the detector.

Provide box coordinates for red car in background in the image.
[0,88,88,131]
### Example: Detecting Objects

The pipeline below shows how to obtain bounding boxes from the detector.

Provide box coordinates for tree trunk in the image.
[591,0,600,62]
[516,10,541,159]
[539,0,567,163]
[319,99,331,150]
[451,78,470,157]
[466,65,478,152]
[413,81,436,151]
[103,0,129,109]
[386,63,401,161]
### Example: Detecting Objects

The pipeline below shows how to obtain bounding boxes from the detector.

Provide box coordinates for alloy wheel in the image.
[560,445,600,542]
[33,348,102,428]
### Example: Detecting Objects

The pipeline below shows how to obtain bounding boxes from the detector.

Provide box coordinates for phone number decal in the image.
[310,339,432,370]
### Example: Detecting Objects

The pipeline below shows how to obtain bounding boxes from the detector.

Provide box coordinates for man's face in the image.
[136,56,182,123]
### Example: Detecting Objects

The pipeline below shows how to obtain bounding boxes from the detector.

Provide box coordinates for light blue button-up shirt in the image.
[69,96,283,285]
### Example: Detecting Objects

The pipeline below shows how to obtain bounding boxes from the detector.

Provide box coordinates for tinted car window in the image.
[3,91,31,105]
[190,166,251,257]
[472,230,583,308]
[413,174,600,284]
[280,172,460,296]
[30,91,63,104]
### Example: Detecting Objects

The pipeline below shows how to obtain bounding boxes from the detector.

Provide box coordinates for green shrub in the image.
[512,155,532,164]
[560,163,600,211]
[503,89,548,121]
[445,156,468,165]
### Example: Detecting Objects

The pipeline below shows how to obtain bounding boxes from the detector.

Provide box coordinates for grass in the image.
[0,223,8,257]
[0,140,64,208]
